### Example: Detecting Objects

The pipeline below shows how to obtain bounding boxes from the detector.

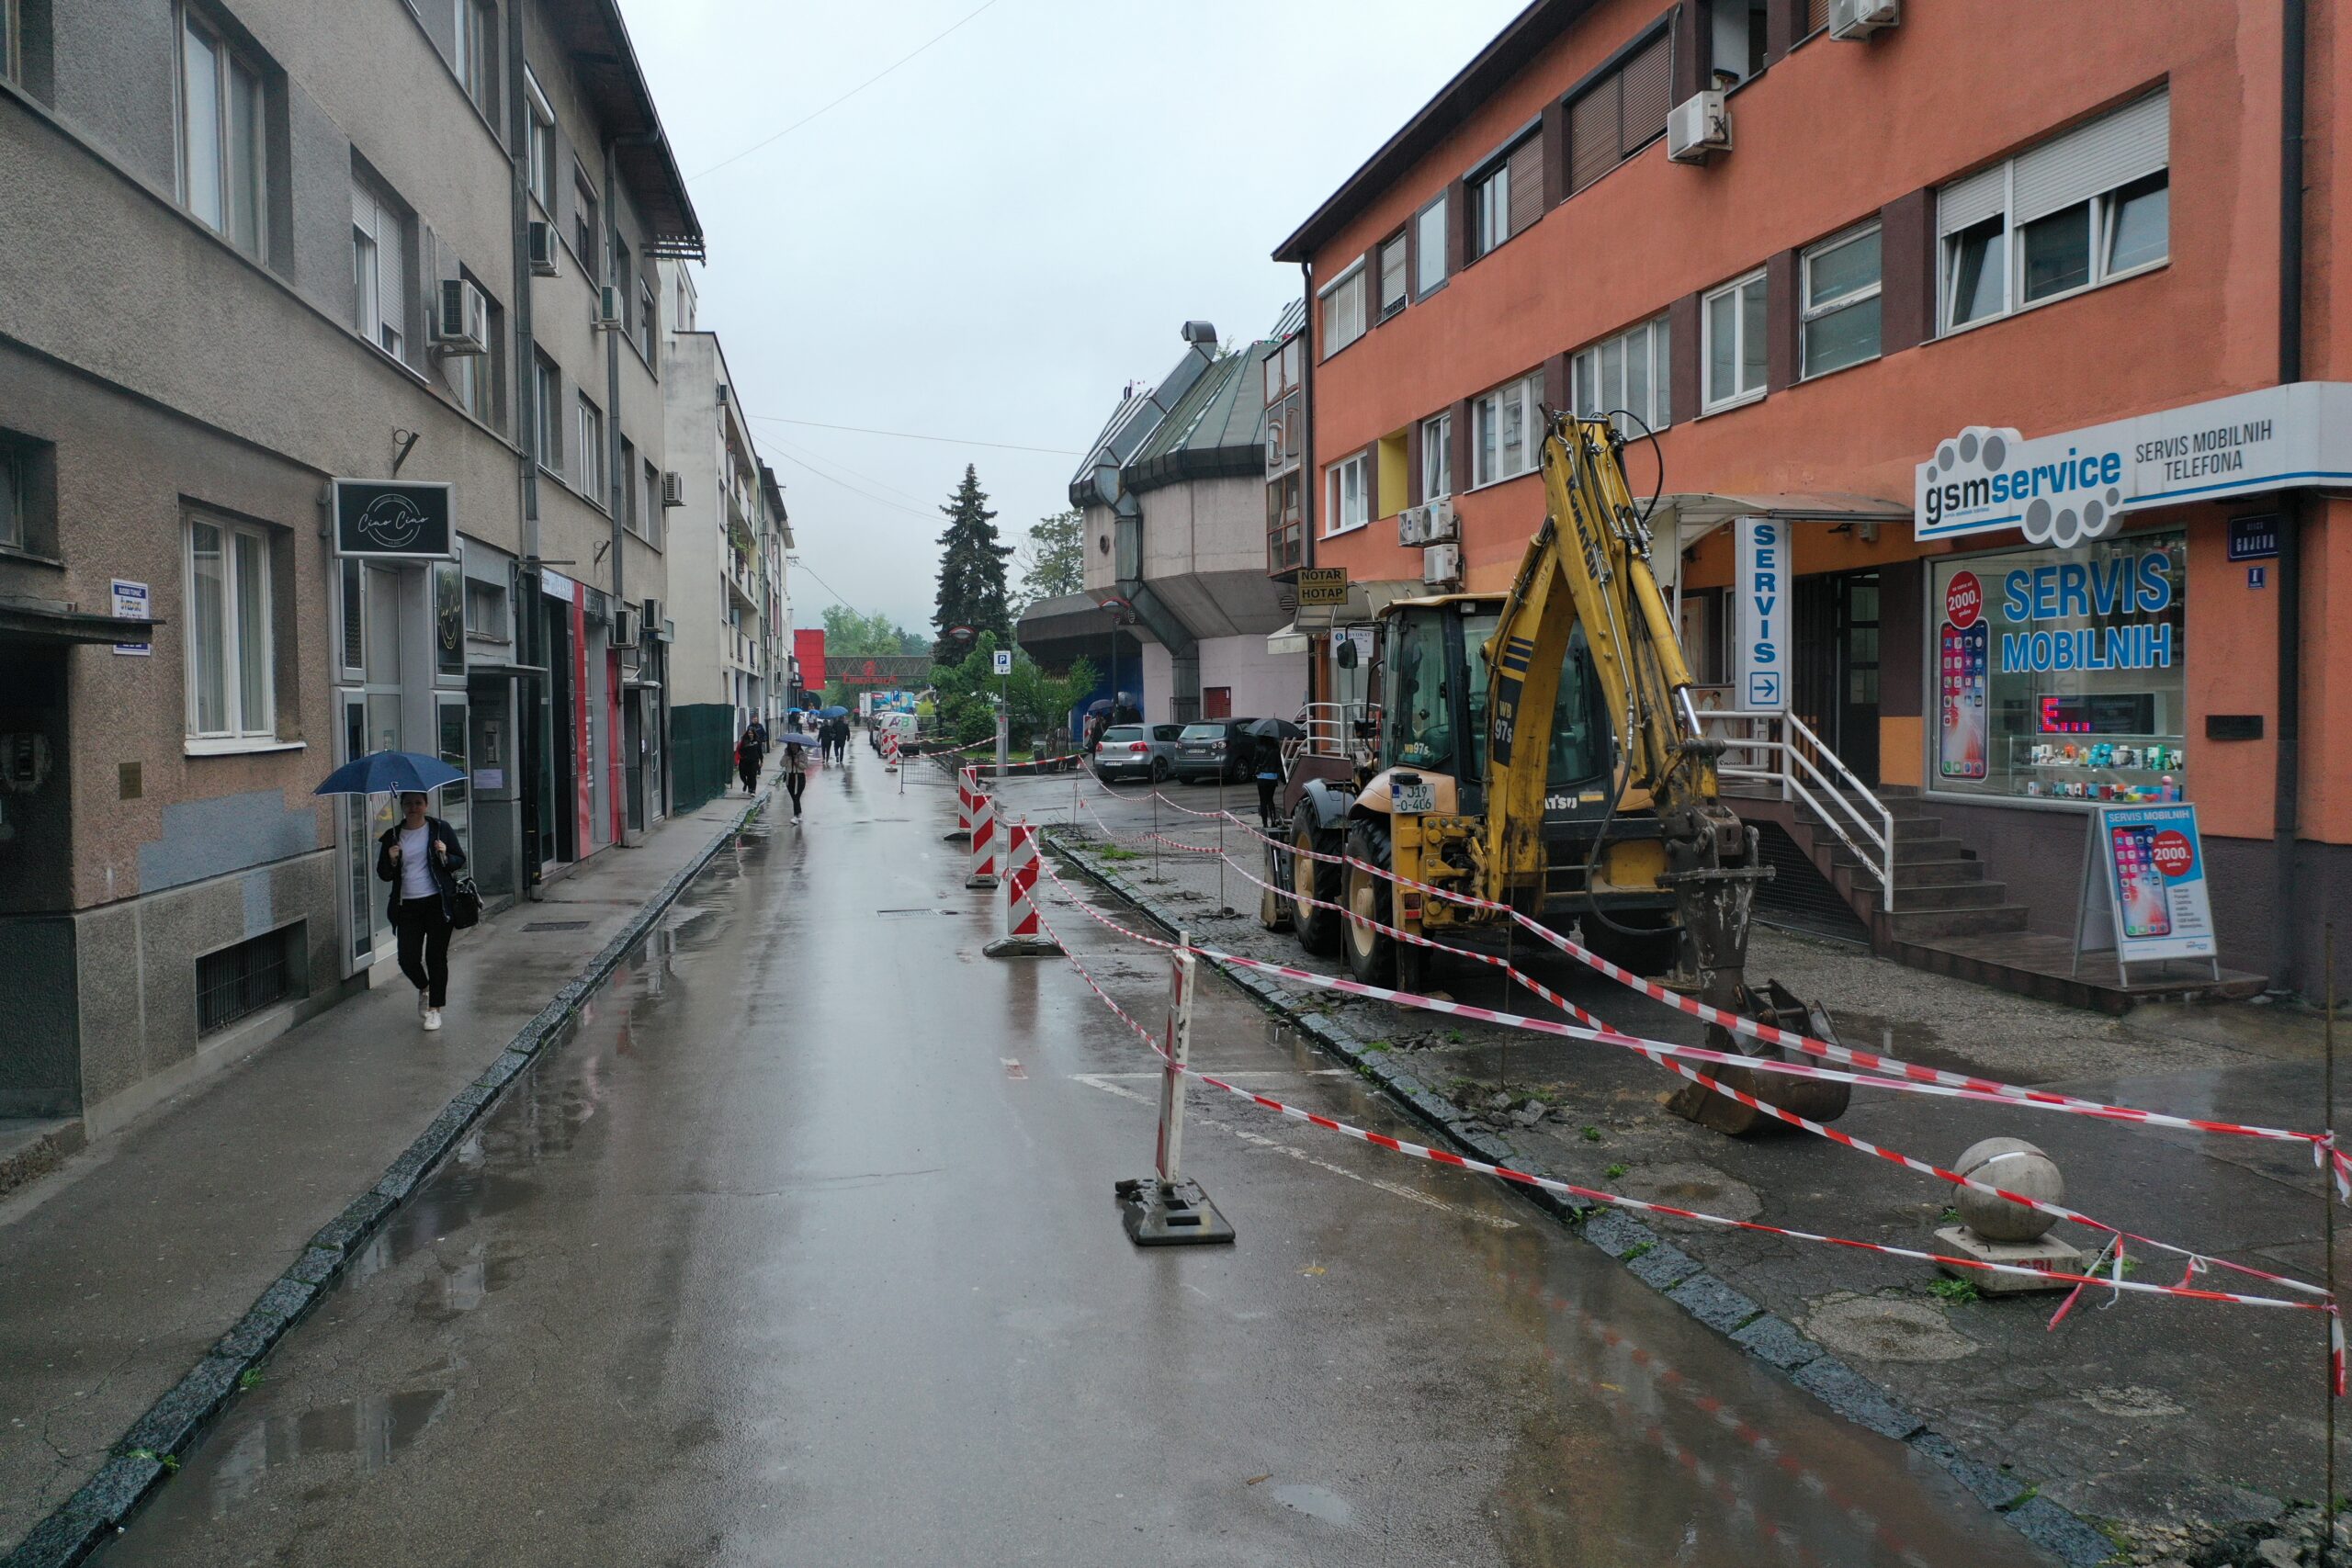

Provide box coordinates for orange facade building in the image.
[1272,0,2350,989]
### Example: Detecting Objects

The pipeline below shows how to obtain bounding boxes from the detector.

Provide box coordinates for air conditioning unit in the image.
[661,471,684,508]
[1397,497,1458,547]
[611,605,639,649]
[433,277,491,355]
[526,220,560,277]
[1668,90,1731,163]
[1421,543,1462,587]
[1828,0,1899,38]
[594,285,623,330]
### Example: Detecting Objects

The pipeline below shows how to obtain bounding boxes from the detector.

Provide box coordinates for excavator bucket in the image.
[1665,980,1852,1135]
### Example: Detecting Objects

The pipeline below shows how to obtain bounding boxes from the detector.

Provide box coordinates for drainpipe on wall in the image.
[504,0,544,891]
[603,145,625,610]
[2272,0,2306,991]
[1298,259,1317,708]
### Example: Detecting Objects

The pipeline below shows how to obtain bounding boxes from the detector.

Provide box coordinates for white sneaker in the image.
[417,990,431,1019]
[423,1008,443,1032]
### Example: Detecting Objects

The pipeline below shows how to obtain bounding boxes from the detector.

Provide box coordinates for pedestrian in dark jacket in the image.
[377,791,468,1032]
[737,724,765,793]
[1255,733,1286,827]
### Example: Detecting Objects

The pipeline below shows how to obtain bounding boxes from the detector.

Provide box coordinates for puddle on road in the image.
[1268,1483,1354,1527]
[124,1386,452,1529]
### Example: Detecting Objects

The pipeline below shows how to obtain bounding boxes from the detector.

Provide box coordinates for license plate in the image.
[1391,779,1435,814]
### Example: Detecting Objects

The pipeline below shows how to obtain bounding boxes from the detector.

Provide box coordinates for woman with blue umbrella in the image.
[315,751,469,1033]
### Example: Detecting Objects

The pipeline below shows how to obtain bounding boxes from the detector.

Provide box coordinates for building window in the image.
[612,235,633,332]
[1939,88,2169,333]
[1573,315,1672,434]
[351,171,411,362]
[453,0,495,117]
[577,393,605,505]
[440,270,503,427]
[177,7,266,256]
[642,459,663,548]
[0,442,20,551]
[1266,471,1302,570]
[1376,231,1408,319]
[0,432,50,557]
[1472,373,1542,487]
[619,435,640,535]
[637,276,657,361]
[1801,222,1882,378]
[1,0,19,85]
[1413,193,1447,297]
[196,928,293,1035]
[1702,272,1767,411]
[572,164,600,282]
[464,577,508,642]
[1711,0,1769,86]
[1419,411,1452,501]
[1325,452,1370,536]
[1566,28,1670,195]
[1319,261,1365,357]
[533,352,561,473]
[525,68,555,210]
[185,513,276,741]
[1473,138,1542,258]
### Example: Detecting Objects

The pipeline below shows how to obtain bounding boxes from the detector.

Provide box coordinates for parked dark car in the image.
[1091,723,1183,783]
[1173,718,1262,784]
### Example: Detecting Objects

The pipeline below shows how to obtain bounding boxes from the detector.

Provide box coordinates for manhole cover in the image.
[1804,1292,1978,1362]
[523,919,591,932]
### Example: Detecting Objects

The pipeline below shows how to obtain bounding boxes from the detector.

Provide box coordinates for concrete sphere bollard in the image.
[1952,1137,2064,1244]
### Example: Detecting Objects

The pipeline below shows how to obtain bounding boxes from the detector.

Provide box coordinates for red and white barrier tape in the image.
[1025,891,2334,1321]
[1037,846,2331,1303]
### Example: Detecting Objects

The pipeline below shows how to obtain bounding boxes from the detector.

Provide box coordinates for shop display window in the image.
[1928,530,2186,804]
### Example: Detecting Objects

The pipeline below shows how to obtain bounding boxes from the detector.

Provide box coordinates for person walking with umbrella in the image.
[780,713,813,822]
[378,790,468,1032]
[1246,716,1302,827]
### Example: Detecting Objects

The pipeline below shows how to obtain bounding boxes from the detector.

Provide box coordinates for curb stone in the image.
[1045,833,2120,1567]
[0,787,773,1568]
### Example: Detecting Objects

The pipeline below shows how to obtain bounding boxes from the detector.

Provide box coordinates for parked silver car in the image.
[1091,723,1183,783]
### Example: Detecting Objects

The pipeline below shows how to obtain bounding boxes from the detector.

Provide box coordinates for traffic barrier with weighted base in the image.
[1115,934,1234,1246]
[944,764,977,842]
[966,788,999,889]
[984,822,1060,957]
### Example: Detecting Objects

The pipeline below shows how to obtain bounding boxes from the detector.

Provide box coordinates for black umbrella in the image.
[1085,698,1114,716]
[1245,716,1304,740]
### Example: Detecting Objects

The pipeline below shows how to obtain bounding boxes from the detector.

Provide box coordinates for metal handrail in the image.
[1700,708,1896,913]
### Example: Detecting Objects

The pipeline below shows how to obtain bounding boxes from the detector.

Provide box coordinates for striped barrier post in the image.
[966,788,999,888]
[1114,928,1233,1246]
[944,765,977,842]
[984,822,1059,957]
[883,728,900,773]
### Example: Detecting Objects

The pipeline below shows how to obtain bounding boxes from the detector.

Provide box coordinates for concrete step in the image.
[1831,848,1984,884]
[1796,804,1945,842]
[1883,902,2032,941]
[1885,880,2013,910]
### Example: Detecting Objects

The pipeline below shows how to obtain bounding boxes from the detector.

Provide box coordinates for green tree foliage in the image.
[930,631,1098,750]
[821,603,926,658]
[1011,508,1085,616]
[931,465,1012,660]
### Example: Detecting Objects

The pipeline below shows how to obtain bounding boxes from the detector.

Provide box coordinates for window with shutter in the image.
[1377,232,1408,317]
[1806,0,1830,33]
[1506,136,1544,238]
[1567,29,1669,196]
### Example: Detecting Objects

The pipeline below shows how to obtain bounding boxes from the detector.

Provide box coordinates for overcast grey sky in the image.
[616,0,1526,633]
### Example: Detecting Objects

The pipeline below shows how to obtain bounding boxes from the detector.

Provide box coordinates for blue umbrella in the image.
[817,705,849,718]
[775,730,820,748]
[313,750,464,796]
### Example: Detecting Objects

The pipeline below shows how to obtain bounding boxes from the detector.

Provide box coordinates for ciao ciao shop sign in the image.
[1916,382,2352,548]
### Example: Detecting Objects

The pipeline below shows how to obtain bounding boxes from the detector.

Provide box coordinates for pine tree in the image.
[930,464,1012,660]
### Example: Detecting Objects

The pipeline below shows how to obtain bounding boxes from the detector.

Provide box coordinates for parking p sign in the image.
[992,649,1012,676]
[1735,519,1790,711]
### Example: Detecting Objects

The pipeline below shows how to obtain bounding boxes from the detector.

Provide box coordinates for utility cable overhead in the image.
[770,448,944,524]
[747,413,1080,457]
[766,434,940,512]
[686,0,1006,183]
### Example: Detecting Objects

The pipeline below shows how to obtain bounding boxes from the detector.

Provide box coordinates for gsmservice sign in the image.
[1916,381,2352,548]
[1734,518,1790,711]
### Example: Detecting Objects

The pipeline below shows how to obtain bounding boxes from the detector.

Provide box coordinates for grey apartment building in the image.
[0,0,699,1134]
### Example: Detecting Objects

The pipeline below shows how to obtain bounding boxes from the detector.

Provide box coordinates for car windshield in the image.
[1102,726,1144,742]
[1179,725,1225,740]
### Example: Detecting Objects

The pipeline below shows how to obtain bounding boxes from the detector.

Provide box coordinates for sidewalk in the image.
[0,787,765,1558]
[1012,772,2348,1563]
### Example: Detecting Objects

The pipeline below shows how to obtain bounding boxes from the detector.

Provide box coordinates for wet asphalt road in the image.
[98,757,2052,1566]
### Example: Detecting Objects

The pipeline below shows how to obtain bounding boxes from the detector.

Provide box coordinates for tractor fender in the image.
[1295,777,1355,834]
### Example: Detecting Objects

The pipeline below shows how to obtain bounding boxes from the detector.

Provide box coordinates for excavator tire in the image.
[1577,915,1682,979]
[1342,818,1399,986]
[1289,806,1343,955]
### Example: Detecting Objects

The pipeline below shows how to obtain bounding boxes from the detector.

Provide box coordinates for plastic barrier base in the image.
[1114,1177,1235,1247]
[983,934,1061,959]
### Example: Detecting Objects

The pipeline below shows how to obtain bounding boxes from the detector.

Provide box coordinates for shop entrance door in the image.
[1792,569,1881,784]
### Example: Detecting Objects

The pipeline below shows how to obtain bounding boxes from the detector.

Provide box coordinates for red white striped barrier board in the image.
[882,729,900,772]
[967,788,999,888]
[1035,851,2332,1304]
[956,766,978,840]
[1005,823,1042,939]
[1023,893,2335,1325]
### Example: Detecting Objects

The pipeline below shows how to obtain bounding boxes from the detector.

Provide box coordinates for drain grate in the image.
[523,919,592,932]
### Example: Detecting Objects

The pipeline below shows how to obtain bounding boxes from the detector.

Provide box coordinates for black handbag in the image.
[447,874,483,931]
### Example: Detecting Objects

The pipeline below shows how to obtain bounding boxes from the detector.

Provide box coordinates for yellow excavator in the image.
[1271,412,1848,1134]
